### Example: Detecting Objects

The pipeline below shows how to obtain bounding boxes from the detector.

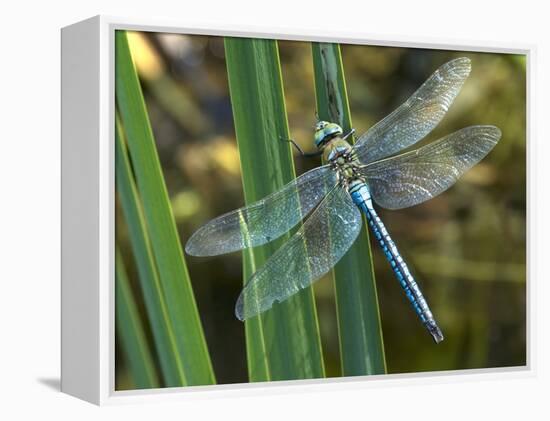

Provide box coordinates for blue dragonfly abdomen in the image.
[348,179,444,343]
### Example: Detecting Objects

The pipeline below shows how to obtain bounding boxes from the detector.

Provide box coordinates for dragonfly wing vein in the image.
[235,185,362,320]
[354,57,472,164]
[185,165,336,256]
[361,125,501,209]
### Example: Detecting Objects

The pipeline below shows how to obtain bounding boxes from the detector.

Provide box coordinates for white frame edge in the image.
[60,14,535,406]
[61,16,101,404]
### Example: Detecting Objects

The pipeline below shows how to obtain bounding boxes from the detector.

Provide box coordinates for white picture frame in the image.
[61,15,533,405]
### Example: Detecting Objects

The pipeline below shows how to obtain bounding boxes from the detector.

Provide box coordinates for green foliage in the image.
[115,247,160,389]
[115,116,185,386]
[115,30,215,386]
[312,43,387,375]
[224,37,325,381]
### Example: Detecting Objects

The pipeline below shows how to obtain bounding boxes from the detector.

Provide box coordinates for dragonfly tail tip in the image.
[427,323,444,344]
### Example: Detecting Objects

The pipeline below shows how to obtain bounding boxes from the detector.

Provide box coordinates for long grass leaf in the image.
[115,117,185,386]
[115,246,160,389]
[225,37,325,381]
[116,30,215,385]
[312,43,387,375]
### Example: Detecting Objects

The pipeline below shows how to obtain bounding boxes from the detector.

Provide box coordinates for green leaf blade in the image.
[224,37,325,382]
[115,118,185,386]
[312,42,387,375]
[115,30,215,386]
[115,247,160,389]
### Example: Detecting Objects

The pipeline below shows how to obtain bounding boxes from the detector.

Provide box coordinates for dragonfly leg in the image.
[280,136,323,157]
[342,128,356,141]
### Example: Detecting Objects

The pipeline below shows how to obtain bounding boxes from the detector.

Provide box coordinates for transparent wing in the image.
[354,57,472,164]
[185,165,336,256]
[235,185,362,320]
[360,125,501,210]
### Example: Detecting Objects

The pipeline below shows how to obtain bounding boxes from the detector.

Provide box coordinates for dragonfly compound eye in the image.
[314,121,344,148]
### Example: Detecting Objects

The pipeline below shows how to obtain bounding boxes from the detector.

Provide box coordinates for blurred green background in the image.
[115,31,526,388]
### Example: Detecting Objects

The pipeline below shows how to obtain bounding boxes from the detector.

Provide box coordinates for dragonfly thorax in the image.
[323,137,353,160]
[314,121,360,181]
[322,136,362,185]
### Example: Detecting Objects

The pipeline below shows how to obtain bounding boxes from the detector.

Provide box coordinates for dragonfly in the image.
[185,57,501,343]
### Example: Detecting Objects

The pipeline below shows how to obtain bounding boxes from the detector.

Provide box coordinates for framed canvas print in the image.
[61,15,530,405]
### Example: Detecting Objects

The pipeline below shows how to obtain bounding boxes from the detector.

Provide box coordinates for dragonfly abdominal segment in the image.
[316,131,445,343]
[347,179,444,343]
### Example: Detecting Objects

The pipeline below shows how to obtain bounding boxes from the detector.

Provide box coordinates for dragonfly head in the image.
[314,121,343,149]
